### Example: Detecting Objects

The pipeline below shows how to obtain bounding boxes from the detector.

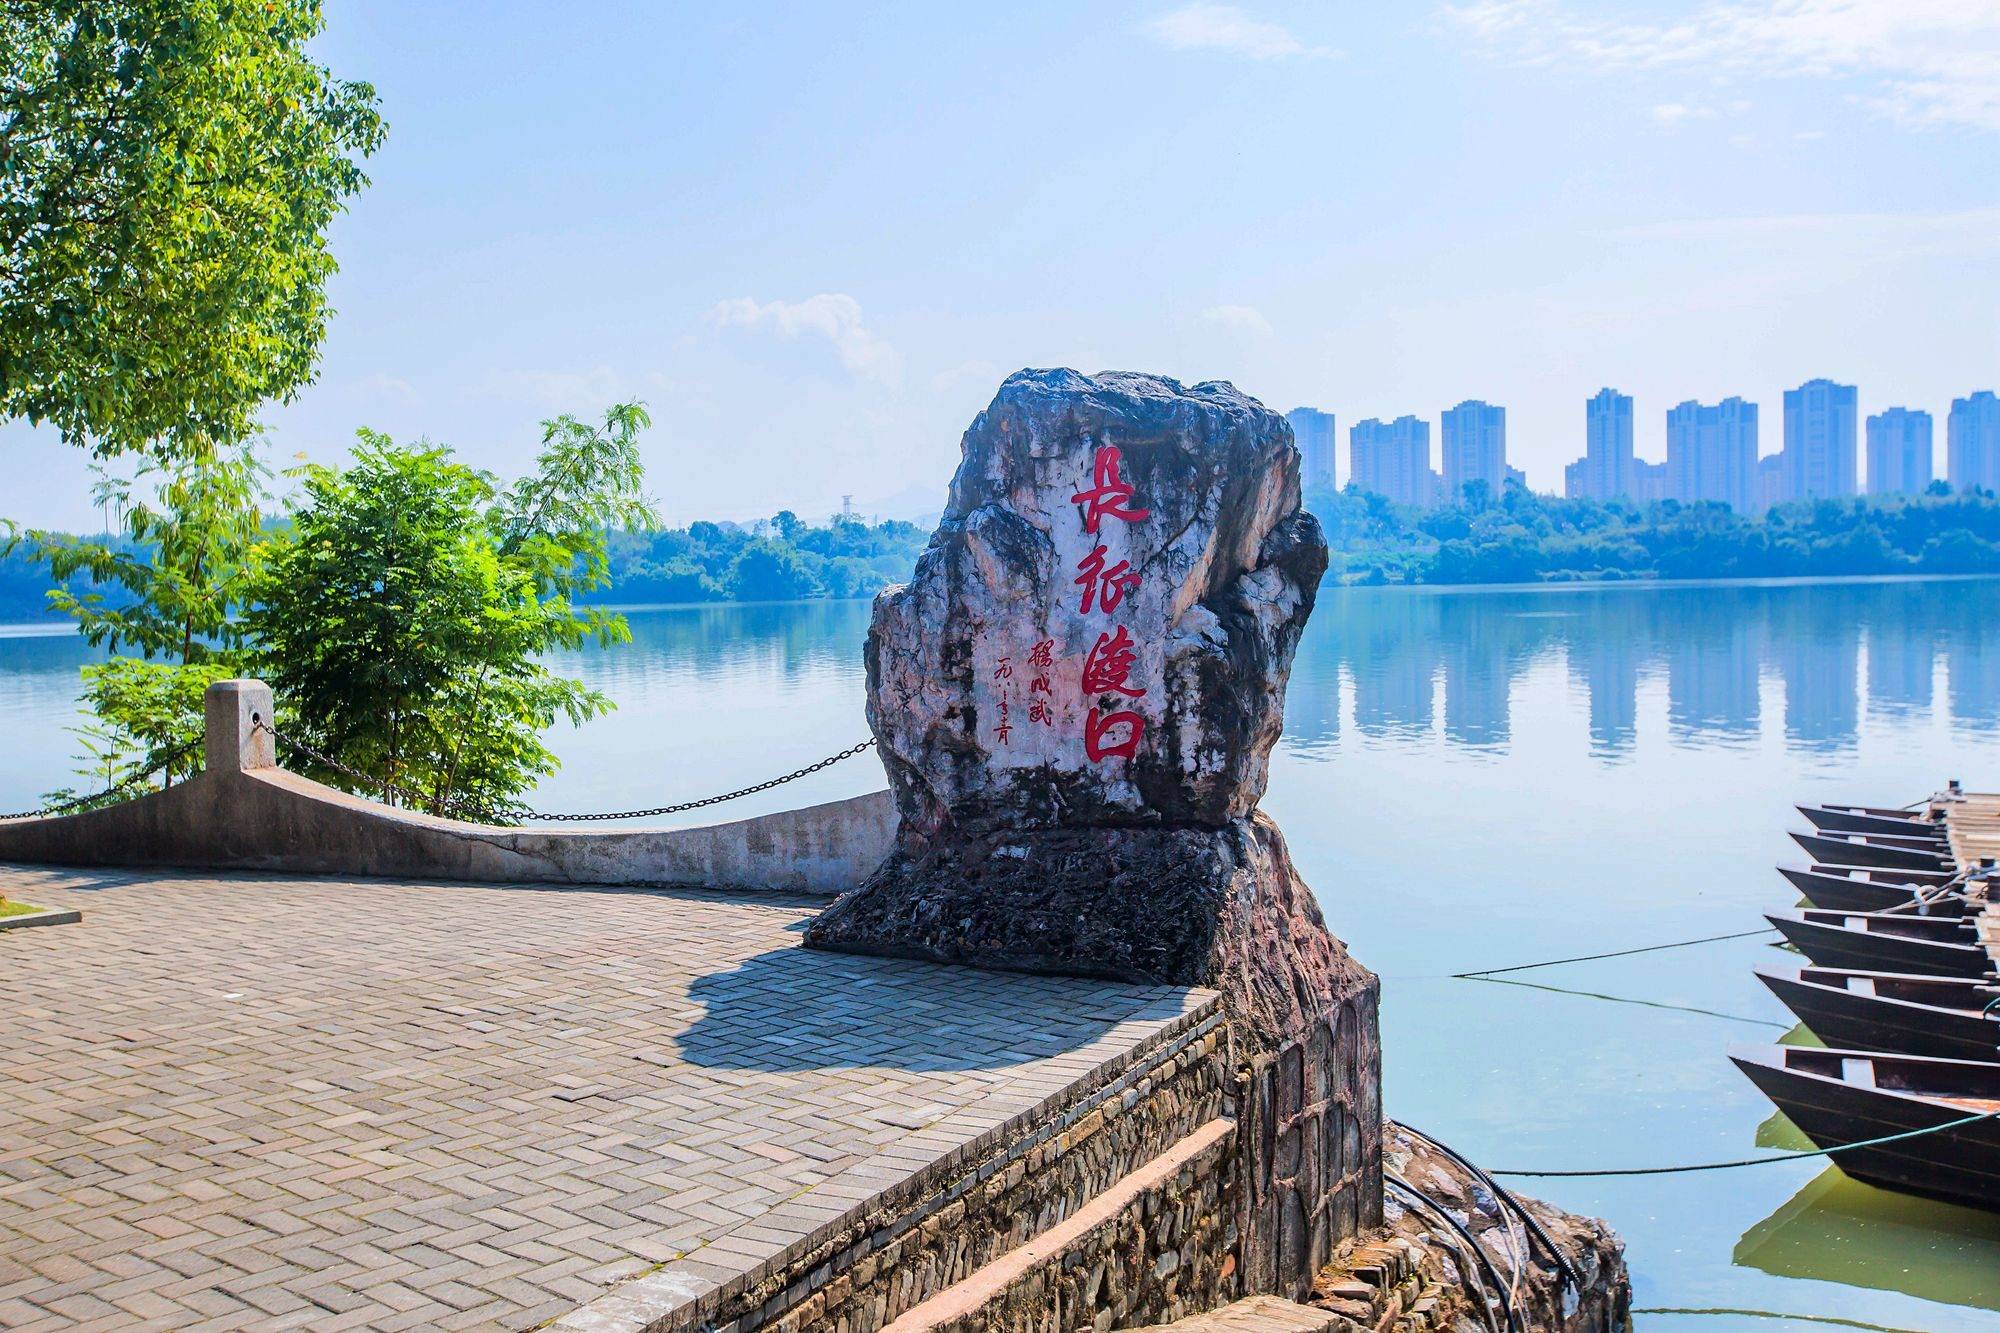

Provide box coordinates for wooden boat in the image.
[1756,967,2000,1061]
[1808,800,1944,832]
[1777,865,1967,915]
[1790,831,1955,873]
[1798,804,1948,839]
[1766,910,1992,979]
[1731,1044,2000,1210]
[1797,859,1956,888]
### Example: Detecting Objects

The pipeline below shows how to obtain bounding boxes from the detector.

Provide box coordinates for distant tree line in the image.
[16,486,2000,629]
[598,513,930,604]
[1309,481,2000,586]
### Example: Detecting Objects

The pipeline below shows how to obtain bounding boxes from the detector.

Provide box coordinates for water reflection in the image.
[1287,579,2000,761]
[1735,1168,2000,1312]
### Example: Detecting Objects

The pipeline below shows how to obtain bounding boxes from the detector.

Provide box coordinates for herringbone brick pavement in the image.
[0,866,1203,1332]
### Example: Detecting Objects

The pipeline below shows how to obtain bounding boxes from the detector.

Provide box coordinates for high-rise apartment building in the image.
[1948,391,2000,495]
[1349,416,1435,508]
[1865,407,1933,496]
[1440,400,1506,505]
[1666,397,1759,510]
[1565,389,1635,502]
[1285,407,1337,492]
[1781,379,1859,500]
[1756,455,1785,511]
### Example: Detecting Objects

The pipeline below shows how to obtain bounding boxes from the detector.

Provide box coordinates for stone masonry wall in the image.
[1239,989,1384,1302]
[693,1010,1233,1333]
[908,1120,1241,1333]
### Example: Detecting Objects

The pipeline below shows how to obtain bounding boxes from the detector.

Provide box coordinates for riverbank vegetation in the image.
[13,487,2000,629]
[1308,484,2000,586]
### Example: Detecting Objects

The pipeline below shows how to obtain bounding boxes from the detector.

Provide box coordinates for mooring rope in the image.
[1451,928,1779,979]
[1489,1108,1999,1177]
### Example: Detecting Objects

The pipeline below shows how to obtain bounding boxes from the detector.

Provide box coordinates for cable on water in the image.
[1451,927,1779,980]
[1635,1308,1924,1331]
[1489,1107,1998,1178]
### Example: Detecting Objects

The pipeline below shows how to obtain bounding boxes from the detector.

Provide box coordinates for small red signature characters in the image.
[1084,708,1145,761]
[992,656,1014,744]
[1072,445,1151,534]
[1081,625,1144,698]
[1028,698,1054,726]
[1074,546,1140,615]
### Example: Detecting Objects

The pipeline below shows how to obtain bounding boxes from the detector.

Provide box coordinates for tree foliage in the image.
[3,440,269,788]
[0,1,384,455]
[245,407,658,820]
[1309,482,2000,585]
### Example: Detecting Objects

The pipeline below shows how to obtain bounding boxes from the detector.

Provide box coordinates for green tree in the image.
[3,440,269,790]
[246,406,657,820]
[1,2,384,457]
[729,540,823,601]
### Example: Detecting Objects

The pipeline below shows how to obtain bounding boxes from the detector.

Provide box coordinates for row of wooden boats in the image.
[1731,793,2000,1212]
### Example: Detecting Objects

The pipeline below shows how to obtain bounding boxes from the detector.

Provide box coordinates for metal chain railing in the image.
[253,720,414,808]
[253,719,876,824]
[0,741,201,821]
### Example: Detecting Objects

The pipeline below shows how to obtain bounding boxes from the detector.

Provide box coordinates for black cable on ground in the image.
[1385,1175,1517,1333]
[1390,1120,1582,1291]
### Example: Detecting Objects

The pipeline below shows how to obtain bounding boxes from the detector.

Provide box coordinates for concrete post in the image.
[205,679,277,774]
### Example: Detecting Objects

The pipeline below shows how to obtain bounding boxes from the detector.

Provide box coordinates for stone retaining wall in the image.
[563,1005,1234,1333]
[1238,989,1384,1302]
[891,1117,1240,1333]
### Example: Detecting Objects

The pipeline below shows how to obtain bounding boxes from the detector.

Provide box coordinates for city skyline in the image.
[1298,376,1995,510]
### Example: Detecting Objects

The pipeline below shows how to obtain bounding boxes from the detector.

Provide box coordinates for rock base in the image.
[1306,1125,1631,1332]
[804,813,1371,1052]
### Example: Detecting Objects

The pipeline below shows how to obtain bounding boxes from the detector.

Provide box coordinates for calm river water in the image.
[6,577,2000,1329]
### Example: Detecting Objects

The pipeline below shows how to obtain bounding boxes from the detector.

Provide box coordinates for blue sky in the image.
[7,1,1998,528]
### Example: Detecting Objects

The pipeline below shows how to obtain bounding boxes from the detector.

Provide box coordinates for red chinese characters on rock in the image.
[1073,546,1139,616]
[1069,446,1152,765]
[1072,445,1151,534]
[1081,625,1143,698]
[992,656,1014,745]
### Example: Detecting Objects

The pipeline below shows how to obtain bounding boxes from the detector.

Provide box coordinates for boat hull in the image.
[1756,969,2000,1062]
[1732,1046,2000,1211]
[1776,866,1940,914]
[1767,913,1991,979]
[1790,832,1954,872]
[1798,804,1947,839]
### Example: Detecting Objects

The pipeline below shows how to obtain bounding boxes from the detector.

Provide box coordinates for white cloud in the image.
[707,294,903,385]
[1440,0,2000,132]
[1650,101,1708,127]
[1200,304,1275,336]
[1143,4,1336,60]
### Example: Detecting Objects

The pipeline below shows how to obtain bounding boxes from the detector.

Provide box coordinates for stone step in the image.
[1144,1295,1349,1331]
[880,1118,1238,1332]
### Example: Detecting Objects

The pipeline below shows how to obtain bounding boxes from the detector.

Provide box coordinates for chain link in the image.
[254,720,877,824]
[254,721,413,808]
[0,741,201,822]
[515,738,878,822]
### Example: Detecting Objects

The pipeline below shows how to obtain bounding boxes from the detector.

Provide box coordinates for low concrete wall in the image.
[0,680,898,895]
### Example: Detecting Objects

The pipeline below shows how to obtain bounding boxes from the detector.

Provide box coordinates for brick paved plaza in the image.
[0,866,1205,1331]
